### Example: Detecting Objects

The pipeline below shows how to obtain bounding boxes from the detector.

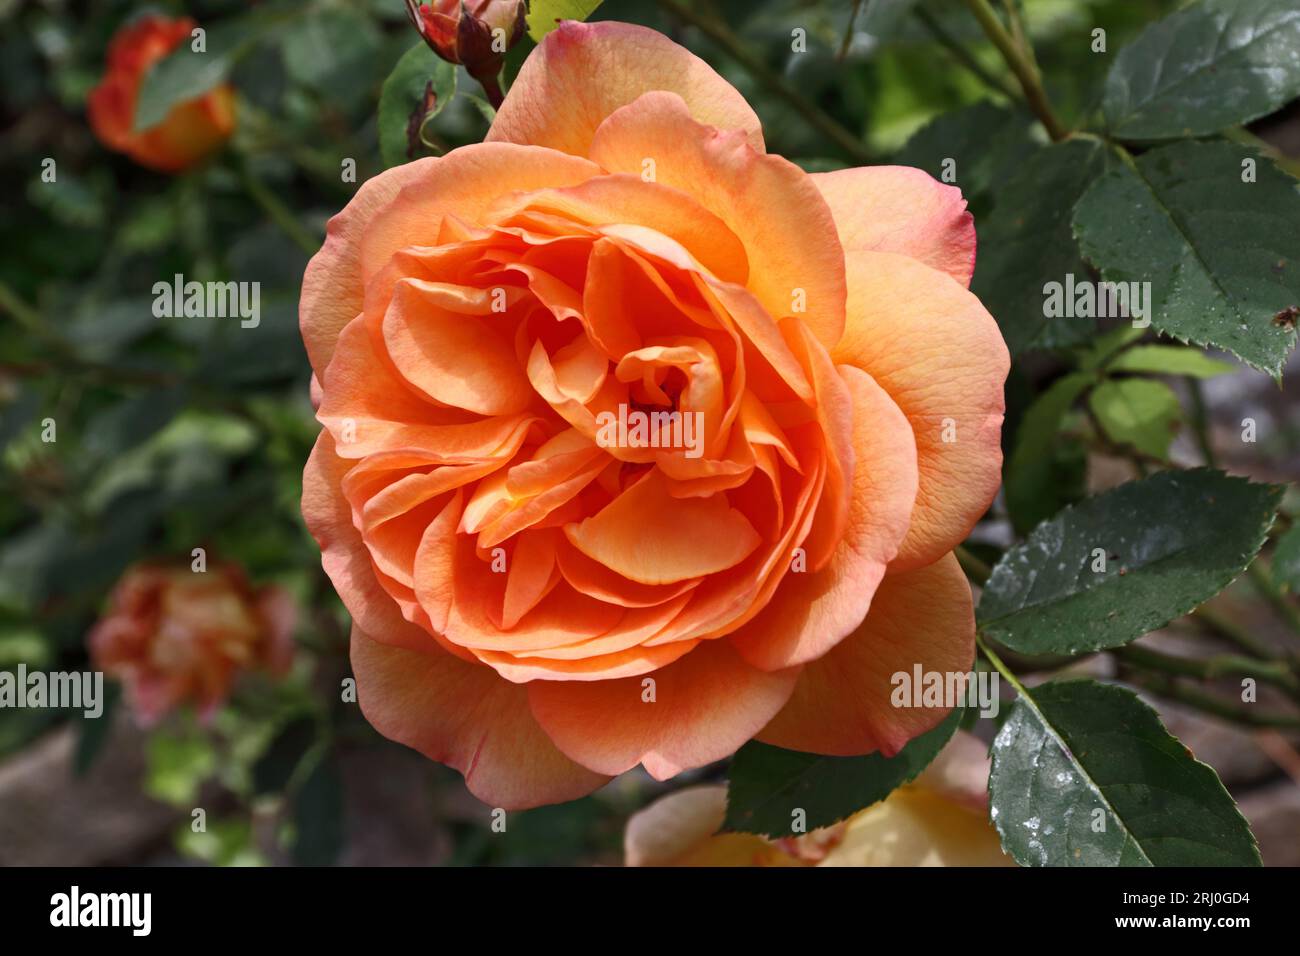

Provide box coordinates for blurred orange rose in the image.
[301,21,1008,809]
[89,563,295,725]
[624,732,1011,867]
[88,15,235,173]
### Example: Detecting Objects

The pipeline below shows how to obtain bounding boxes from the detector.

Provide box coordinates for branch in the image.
[656,0,877,165]
[961,0,1067,140]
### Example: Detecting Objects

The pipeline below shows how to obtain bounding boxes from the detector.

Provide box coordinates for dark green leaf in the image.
[1104,0,1300,141]
[378,43,458,169]
[1089,377,1181,460]
[894,101,1038,207]
[990,679,1260,866]
[1072,141,1300,377]
[83,386,189,463]
[73,682,120,777]
[723,708,961,838]
[282,8,381,107]
[292,754,345,866]
[979,469,1283,655]
[1005,372,1093,535]
[252,715,316,796]
[973,139,1109,355]
[135,45,231,132]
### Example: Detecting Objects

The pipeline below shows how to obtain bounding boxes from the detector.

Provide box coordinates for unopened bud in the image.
[404,0,527,107]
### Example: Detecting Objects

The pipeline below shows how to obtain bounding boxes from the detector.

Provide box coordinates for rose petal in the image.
[819,788,1011,866]
[814,165,977,286]
[382,277,534,415]
[488,20,764,157]
[589,91,845,348]
[730,364,918,670]
[302,433,436,653]
[624,786,795,866]
[756,553,975,757]
[832,251,1008,570]
[351,628,609,809]
[529,638,798,778]
[564,469,761,586]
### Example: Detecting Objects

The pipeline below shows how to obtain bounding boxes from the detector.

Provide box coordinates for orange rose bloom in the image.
[89,563,295,725]
[88,15,235,173]
[624,733,1011,867]
[301,22,1008,809]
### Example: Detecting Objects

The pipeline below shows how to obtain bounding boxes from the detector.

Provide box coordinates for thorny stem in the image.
[1181,371,1300,642]
[1113,642,1300,700]
[913,6,1020,101]
[955,544,992,586]
[0,279,44,336]
[975,634,1032,701]
[1186,376,1218,468]
[239,161,319,255]
[1126,673,1300,730]
[961,0,1068,141]
[656,0,877,165]
[1195,605,1279,661]
[1248,561,1300,639]
[838,0,864,61]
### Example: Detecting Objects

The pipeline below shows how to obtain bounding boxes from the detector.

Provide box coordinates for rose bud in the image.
[88,15,235,173]
[404,0,527,106]
[89,562,296,725]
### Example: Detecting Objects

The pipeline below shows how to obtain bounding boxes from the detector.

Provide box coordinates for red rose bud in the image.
[404,0,526,106]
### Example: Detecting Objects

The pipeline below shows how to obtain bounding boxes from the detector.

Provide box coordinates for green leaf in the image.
[145,728,218,806]
[894,102,1039,207]
[1273,525,1300,593]
[251,715,316,796]
[1103,0,1300,142]
[135,45,232,132]
[292,754,345,865]
[134,6,309,130]
[378,42,458,169]
[73,682,120,777]
[723,708,961,838]
[973,139,1109,355]
[281,8,381,106]
[1005,372,1093,535]
[1072,141,1300,377]
[1106,344,1238,378]
[990,679,1259,866]
[859,0,924,42]
[1089,378,1181,460]
[526,0,604,42]
[979,469,1283,655]
[177,818,264,867]
[281,9,369,84]
[462,91,498,124]
[1075,325,1146,372]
